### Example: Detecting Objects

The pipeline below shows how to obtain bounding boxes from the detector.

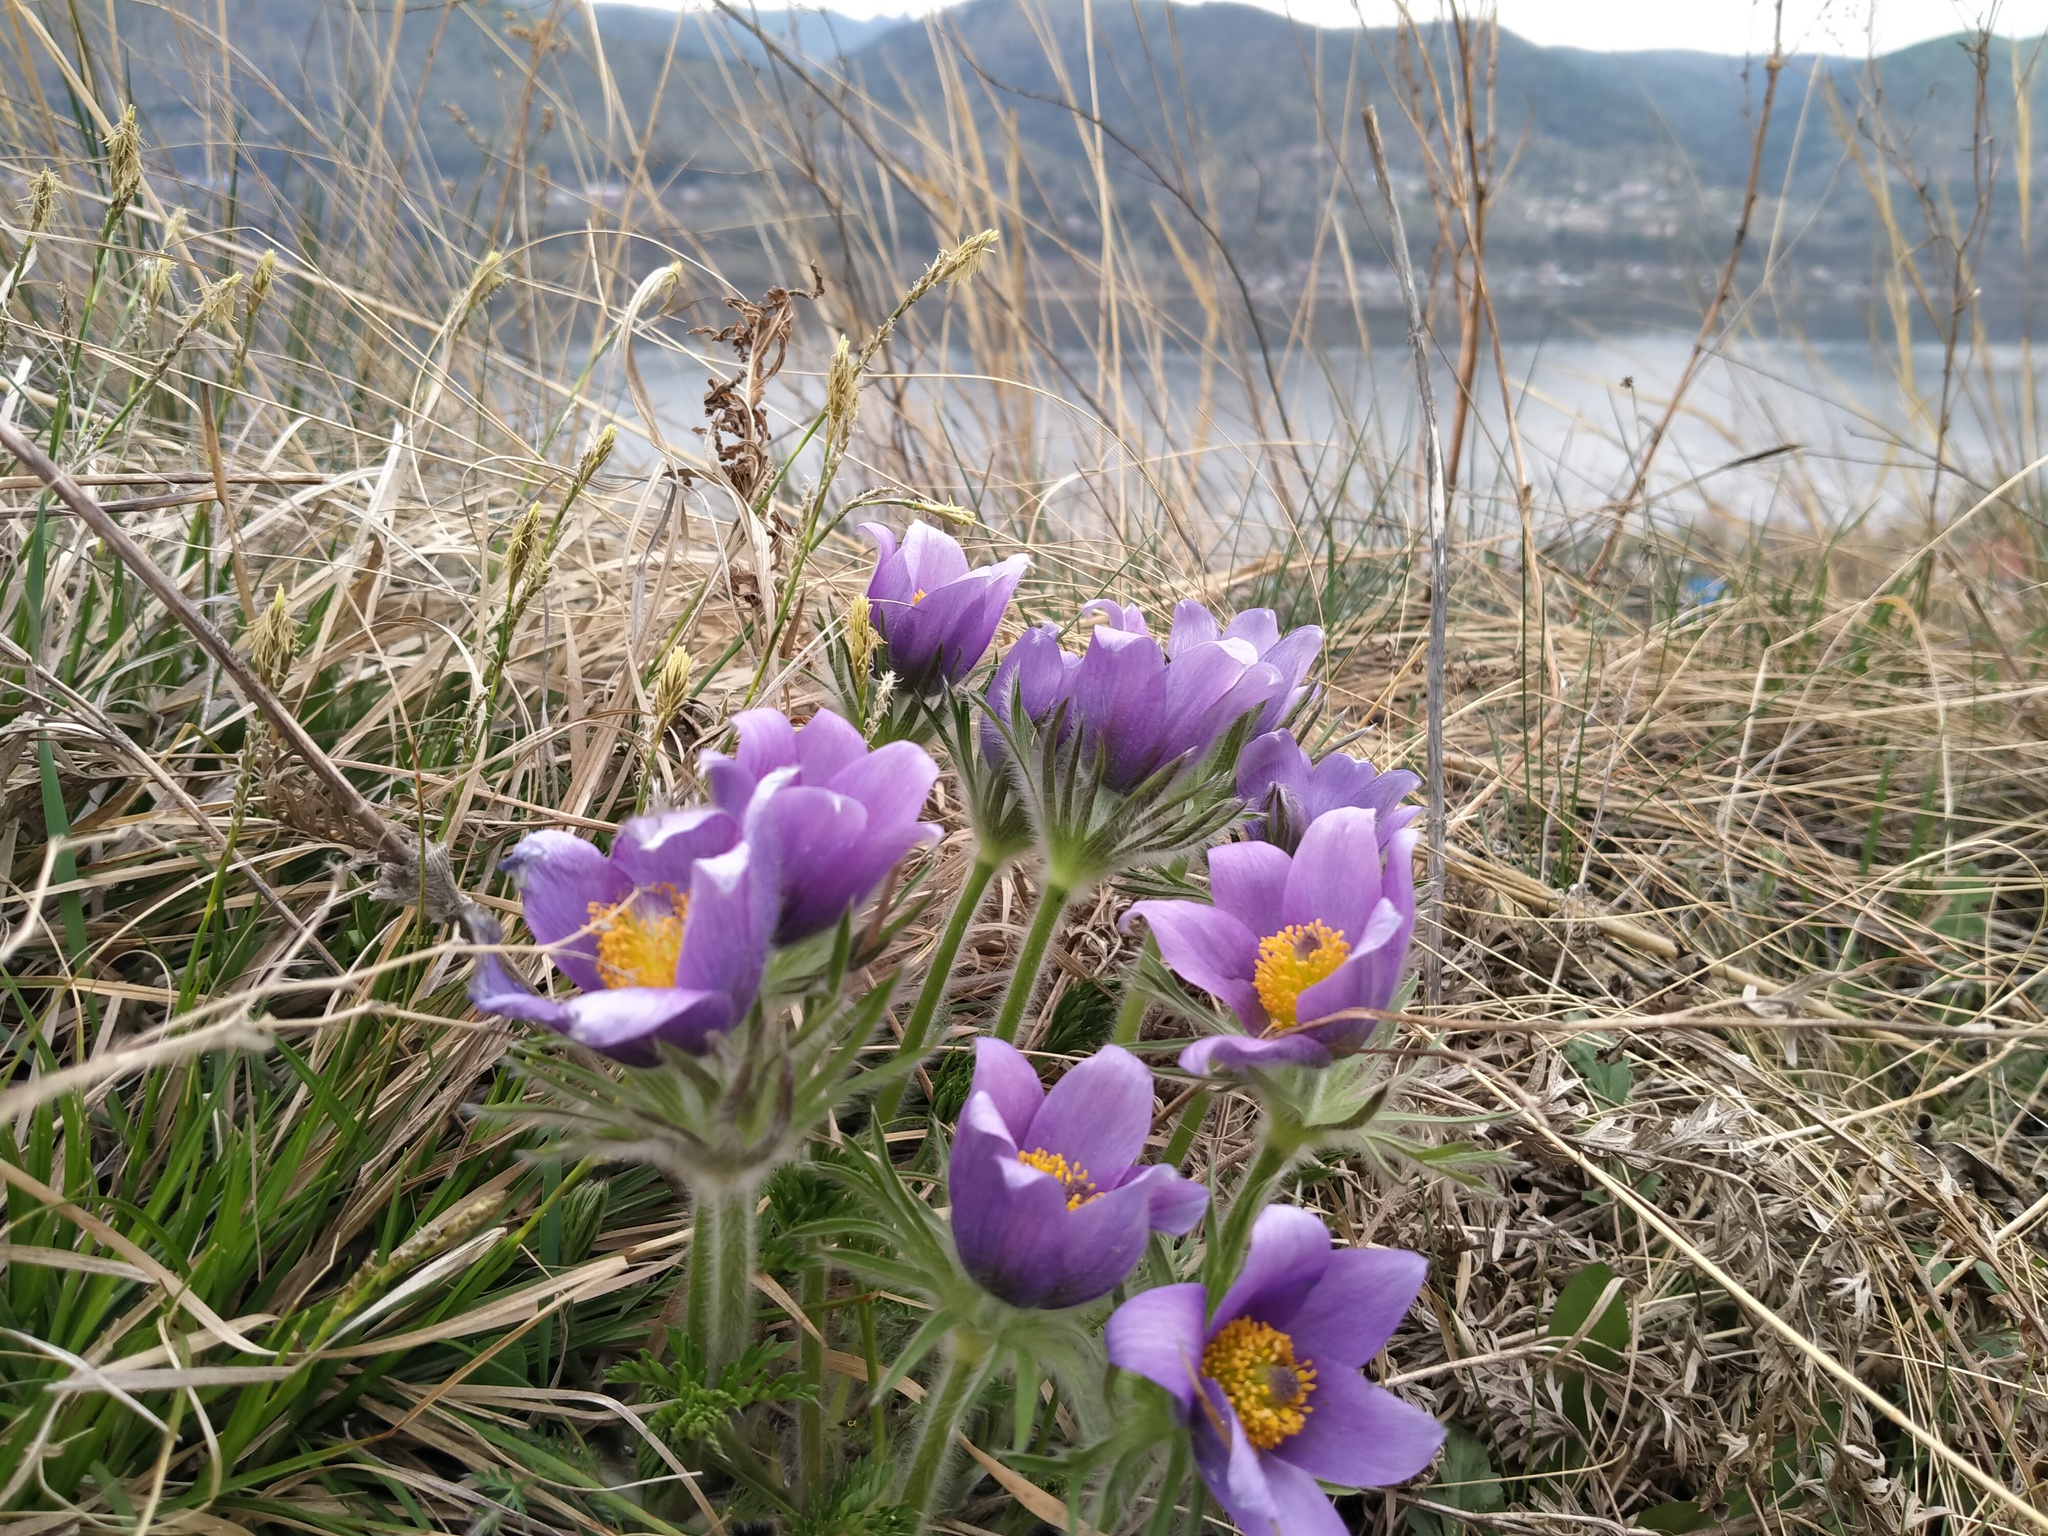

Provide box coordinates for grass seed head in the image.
[845,593,880,677]
[825,332,859,450]
[937,228,999,286]
[572,424,616,495]
[246,249,278,324]
[651,645,696,737]
[106,105,143,212]
[504,501,547,602]
[192,271,242,335]
[250,590,298,692]
[25,168,57,233]
[461,249,507,324]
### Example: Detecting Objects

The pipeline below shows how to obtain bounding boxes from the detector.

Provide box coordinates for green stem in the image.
[687,1181,759,1374]
[878,855,1000,1124]
[1161,1087,1212,1170]
[1204,1139,1294,1296]
[991,880,1072,1044]
[800,1262,828,1505]
[1111,961,1151,1045]
[898,1333,992,1529]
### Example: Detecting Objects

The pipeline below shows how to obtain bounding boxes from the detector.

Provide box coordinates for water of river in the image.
[641,325,2048,541]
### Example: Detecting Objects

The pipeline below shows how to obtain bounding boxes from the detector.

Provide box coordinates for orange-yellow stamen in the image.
[588,886,689,990]
[1252,920,1350,1032]
[1202,1316,1315,1450]
[1017,1147,1101,1210]
[911,588,928,604]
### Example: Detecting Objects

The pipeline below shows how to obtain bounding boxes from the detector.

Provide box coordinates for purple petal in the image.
[1121,900,1264,1030]
[1193,1387,1281,1530]
[470,953,571,1027]
[1213,1205,1331,1331]
[793,709,869,786]
[825,739,940,828]
[1281,1248,1429,1369]
[731,708,800,779]
[1237,729,1311,805]
[948,1092,1026,1283]
[1121,1162,1209,1235]
[897,520,970,593]
[1295,900,1406,1038]
[1206,841,1291,935]
[959,1140,1074,1308]
[557,985,736,1060]
[861,522,910,607]
[968,1037,1045,1142]
[1166,599,1220,657]
[1026,1044,1154,1183]
[1220,609,1282,656]
[1105,1282,1209,1411]
[1178,1032,1333,1076]
[1043,1177,1153,1306]
[1252,1452,1354,1536]
[674,843,770,1007]
[1154,639,1269,764]
[1270,1369,1444,1488]
[1258,623,1323,687]
[1282,807,1383,943]
[1082,598,1148,636]
[1074,626,1167,788]
[1382,824,1421,953]
[499,830,629,994]
[700,752,757,815]
[610,806,739,891]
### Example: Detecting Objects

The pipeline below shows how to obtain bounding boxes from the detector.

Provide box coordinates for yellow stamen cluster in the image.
[1017,1148,1101,1210]
[1252,920,1351,1032]
[911,588,928,605]
[1201,1317,1316,1450]
[588,886,689,990]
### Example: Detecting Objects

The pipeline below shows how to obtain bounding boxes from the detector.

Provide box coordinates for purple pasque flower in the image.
[1122,807,1419,1075]
[982,621,1080,759]
[1238,730,1420,853]
[1105,1205,1444,1536]
[948,1038,1208,1309]
[701,707,941,944]
[1068,600,1323,793]
[1158,603,1323,736]
[862,521,1029,691]
[471,806,773,1062]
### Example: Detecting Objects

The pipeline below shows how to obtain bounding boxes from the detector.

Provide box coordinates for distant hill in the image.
[36,1,2045,320]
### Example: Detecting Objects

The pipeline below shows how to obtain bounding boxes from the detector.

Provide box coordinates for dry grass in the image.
[4,2,2048,1533]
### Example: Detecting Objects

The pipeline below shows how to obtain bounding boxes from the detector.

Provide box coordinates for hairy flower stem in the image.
[687,1182,759,1374]
[898,1332,993,1529]
[878,855,1001,1123]
[991,880,1072,1043]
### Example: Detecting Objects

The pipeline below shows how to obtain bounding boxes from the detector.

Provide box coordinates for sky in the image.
[646,0,2048,54]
